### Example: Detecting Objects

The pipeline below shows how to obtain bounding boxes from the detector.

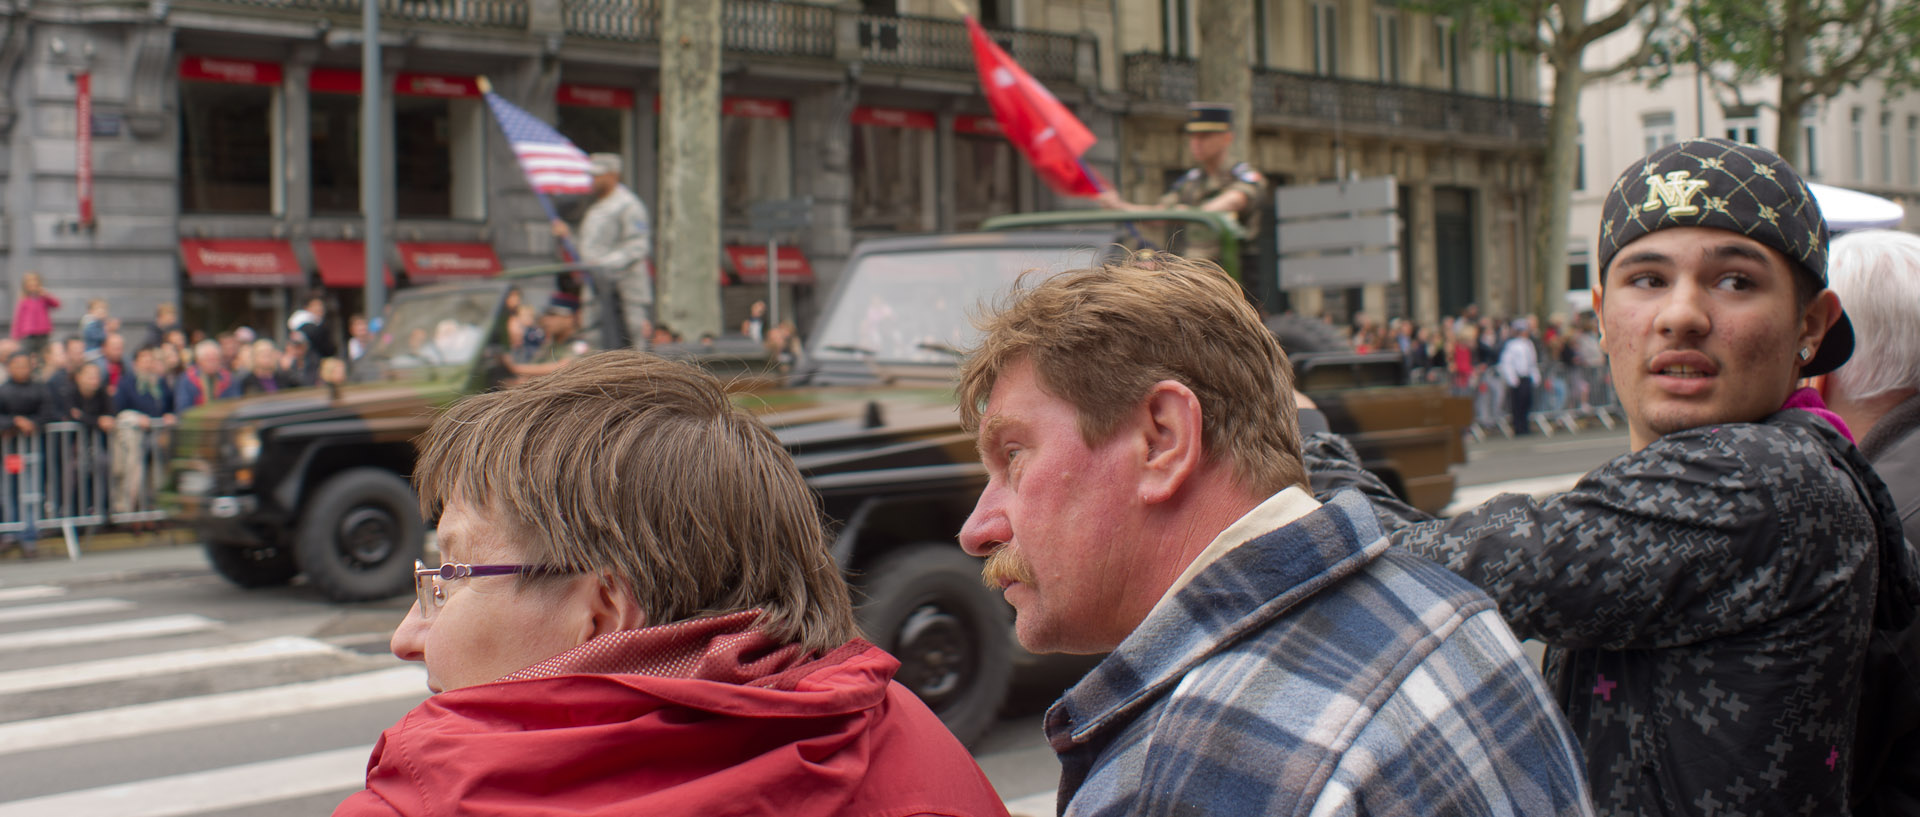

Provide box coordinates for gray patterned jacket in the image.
[1305,409,1919,817]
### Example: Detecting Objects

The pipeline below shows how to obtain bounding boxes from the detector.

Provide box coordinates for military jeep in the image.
[168,226,1466,746]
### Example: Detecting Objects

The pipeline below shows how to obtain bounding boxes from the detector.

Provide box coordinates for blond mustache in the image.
[980,548,1035,589]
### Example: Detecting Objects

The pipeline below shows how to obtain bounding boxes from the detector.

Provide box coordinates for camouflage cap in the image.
[1598,137,1852,377]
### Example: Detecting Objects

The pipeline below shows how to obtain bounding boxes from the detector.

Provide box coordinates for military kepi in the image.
[1185,102,1233,133]
[1597,137,1853,377]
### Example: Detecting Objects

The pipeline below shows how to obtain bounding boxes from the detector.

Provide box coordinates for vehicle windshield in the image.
[809,245,1101,365]
[356,286,504,381]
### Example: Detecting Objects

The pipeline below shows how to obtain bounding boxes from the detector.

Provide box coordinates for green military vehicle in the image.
[168,221,1467,745]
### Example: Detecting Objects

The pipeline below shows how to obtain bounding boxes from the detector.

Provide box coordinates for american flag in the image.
[483,91,594,195]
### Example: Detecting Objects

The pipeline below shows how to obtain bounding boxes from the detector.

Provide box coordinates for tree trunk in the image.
[657,0,724,340]
[1197,0,1254,161]
[1532,53,1584,319]
[1772,0,1806,165]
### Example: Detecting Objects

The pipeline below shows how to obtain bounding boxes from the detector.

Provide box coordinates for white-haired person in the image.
[1817,228,1920,817]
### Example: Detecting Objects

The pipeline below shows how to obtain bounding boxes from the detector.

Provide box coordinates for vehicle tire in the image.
[203,541,298,588]
[1264,312,1350,355]
[294,468,423,603]
[856,543,1012,748]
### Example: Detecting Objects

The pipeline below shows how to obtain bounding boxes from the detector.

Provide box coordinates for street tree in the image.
[1419,0,1667,319]
[1683,0,1920,164]
[1197,0,1254,160]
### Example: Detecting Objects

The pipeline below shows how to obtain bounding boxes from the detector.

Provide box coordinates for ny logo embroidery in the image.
[1643,171,1711,216]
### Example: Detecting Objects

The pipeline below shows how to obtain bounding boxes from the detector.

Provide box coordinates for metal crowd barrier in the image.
[0,418,173,560]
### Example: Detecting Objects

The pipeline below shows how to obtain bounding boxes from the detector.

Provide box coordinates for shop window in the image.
[394,96,486,220]
[851,108,936,233]
[557,106,627,162]
[310,92,361,215]
[723,99,794,224]
[179,66,279,214]
[954,118,1019,230]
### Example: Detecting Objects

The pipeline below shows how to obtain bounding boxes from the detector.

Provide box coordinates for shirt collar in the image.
[1145,486,1320,623]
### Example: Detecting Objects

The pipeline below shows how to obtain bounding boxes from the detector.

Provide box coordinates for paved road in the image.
[0,428,1629,816]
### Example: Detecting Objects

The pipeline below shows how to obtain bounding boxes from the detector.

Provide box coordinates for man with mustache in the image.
[957,253,1593,815]
[1306,138,1920,816]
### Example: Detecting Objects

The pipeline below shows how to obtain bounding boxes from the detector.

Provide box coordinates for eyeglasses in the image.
[412,560,575,620]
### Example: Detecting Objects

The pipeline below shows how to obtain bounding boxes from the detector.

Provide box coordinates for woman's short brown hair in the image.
[414,350,858,654]
[957,252,1306,496]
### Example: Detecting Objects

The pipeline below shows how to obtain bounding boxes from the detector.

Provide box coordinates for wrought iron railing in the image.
[1124,52,1549,144]
[857,12,1079,83]
[563,0,658,42]
[172,0,529,29]
[173,0,1085,85]
[725,0,836,58]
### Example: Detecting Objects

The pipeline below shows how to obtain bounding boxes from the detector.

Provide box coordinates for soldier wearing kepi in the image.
[1307,138,1920,816]
[552,153,652,347]
[1097,102,1269,265]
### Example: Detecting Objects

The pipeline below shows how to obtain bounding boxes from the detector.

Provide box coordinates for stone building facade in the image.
[0,0,1544,340]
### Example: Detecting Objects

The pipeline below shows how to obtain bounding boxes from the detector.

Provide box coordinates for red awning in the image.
[310,240,393,288]
[724,245,815,285]
[396,242,503,283]
[179,239,303,288]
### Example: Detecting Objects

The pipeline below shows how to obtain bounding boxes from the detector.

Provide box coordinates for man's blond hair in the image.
[958,252,1305,495]
[414,350,858,654]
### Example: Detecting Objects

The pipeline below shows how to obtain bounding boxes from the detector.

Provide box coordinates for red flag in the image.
[967,18,1106,197]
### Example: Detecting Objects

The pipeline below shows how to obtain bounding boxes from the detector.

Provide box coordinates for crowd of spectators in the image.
[1324,304,1615,434]
[0,282,356,557]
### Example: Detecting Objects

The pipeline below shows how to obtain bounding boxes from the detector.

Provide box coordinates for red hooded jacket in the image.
[334,614,1008,817]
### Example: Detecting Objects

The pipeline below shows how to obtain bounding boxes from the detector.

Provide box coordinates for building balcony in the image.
[167,0,1092,86]
[1124,52,1548,148]
[168,0,530,30]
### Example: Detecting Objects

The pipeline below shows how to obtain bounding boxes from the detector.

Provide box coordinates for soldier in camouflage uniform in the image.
[1099,102,1269,265]
[1306,138,1920,817]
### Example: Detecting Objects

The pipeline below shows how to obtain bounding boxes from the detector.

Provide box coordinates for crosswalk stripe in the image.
[0,665,426,756]
[0,586,65,603]
[0,598,135,624]
[0,614,218,653]
[0,636,342,696]
[0,744,372,817]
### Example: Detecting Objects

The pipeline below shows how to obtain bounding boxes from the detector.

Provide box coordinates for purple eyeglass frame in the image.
[413,560,576,613]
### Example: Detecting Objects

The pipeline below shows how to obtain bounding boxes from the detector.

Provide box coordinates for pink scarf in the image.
[1781,387,1854,442]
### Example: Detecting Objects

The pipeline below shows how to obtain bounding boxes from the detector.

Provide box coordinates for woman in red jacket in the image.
[334,350,1007,817]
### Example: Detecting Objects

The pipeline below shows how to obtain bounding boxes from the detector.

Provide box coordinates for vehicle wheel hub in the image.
[894,603,972,705]
[337,506,397,569]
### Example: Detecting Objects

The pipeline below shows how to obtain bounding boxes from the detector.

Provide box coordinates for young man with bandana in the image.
[1307,138,1920,816]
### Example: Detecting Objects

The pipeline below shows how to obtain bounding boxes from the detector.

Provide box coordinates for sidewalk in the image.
[0,537,208,587]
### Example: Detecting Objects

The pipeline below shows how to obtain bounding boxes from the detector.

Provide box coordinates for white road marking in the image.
[0,636,342,696]
[0,598,135,624]
[0,615,219,653]
[0,744,372,817]
[1443,472,1587,517]
[0,665,427,756]
[0,586,66,603]
[1004,791,1058,816]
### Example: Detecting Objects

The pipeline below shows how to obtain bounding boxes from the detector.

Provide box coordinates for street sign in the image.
[746,198,815,330]
[749,197,814,234]
[1273,177,1401,291]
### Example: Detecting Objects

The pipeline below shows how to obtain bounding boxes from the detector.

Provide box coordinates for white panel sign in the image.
[1275,214,1401,253]
[1279,250,1403,290]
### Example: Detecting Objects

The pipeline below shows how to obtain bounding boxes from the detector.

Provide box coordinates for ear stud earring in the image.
[1798,347,1812,362]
